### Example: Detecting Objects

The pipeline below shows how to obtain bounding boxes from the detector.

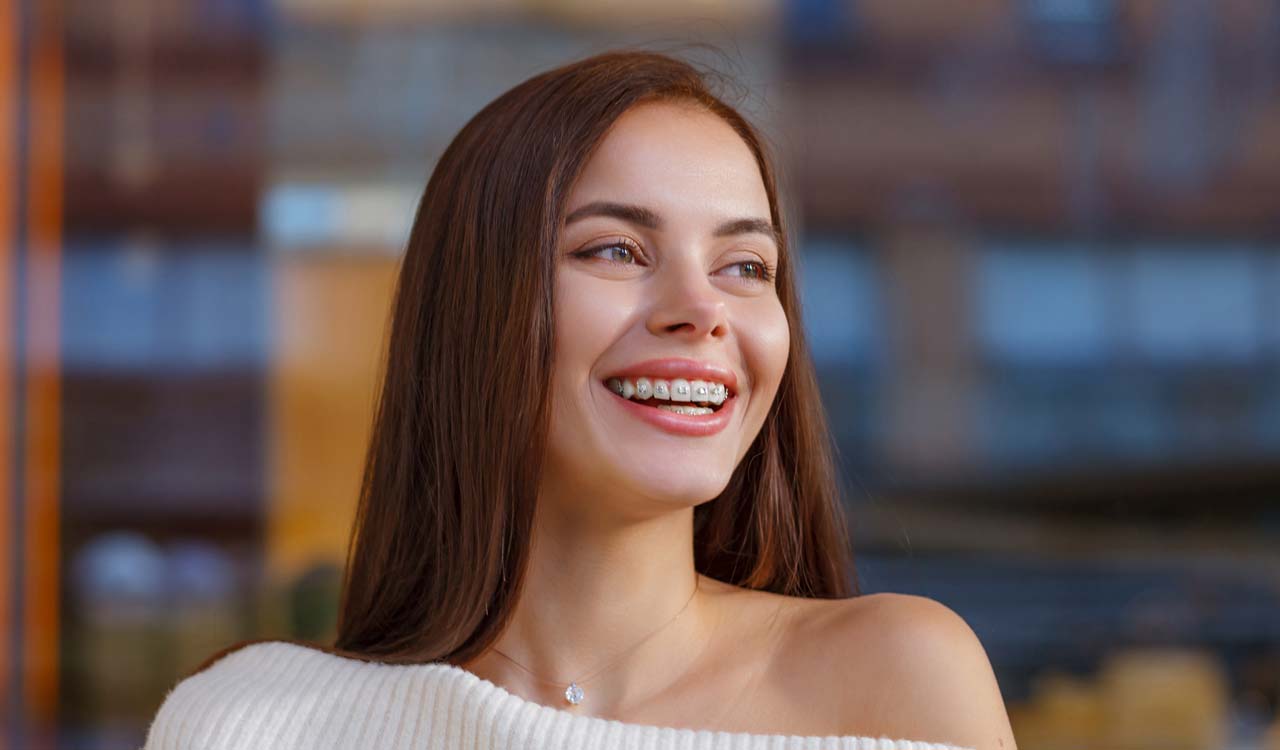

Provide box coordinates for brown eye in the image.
[574,239,643,266]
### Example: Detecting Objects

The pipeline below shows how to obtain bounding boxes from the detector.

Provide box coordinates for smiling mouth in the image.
[603,376,733,414]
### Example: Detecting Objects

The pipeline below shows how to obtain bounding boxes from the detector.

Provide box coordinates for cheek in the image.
[741,299,790,397]
[550,272,634,400]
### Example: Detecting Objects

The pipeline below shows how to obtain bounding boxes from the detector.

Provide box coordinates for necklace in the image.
[488,574,701,707]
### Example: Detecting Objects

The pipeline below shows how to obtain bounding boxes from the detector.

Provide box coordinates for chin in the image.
[613,463,733,509]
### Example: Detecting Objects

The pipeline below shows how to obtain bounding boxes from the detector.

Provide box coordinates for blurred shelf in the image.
[871,457,1280,518]
[853,497,1280,573]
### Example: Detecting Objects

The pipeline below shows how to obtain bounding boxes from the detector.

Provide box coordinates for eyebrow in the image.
[564,201,782,248]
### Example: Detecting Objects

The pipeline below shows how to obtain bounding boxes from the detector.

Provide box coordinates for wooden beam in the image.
[0,0,17,738]
[22,0,64,743]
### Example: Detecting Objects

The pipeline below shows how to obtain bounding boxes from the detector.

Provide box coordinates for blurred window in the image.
[1264,250,1280,359]
[1022,0,1121,67]
[262,181,418,252]
[783,0,862,64]
[1127,244,1263,364]
[165,540,237,602]
[63,239,268,373]
[797,237,883,370]
[73,533,166,600]
[976,241,1113,367]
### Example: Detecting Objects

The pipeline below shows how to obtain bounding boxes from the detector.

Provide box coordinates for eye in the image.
[573,239,643,266]
[720,259,776,284]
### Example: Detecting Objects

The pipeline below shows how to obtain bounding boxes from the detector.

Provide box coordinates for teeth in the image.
[657,404,714,415]
[605,376,732,407]
[711,383,726,406]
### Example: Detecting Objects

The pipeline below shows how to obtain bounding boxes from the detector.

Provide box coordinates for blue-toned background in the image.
[5,1,1279,749]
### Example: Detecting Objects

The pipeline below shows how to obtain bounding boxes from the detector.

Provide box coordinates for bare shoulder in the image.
[806,593,1019,750]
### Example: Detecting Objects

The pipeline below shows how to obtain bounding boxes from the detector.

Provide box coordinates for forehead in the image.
[567,102,771,219]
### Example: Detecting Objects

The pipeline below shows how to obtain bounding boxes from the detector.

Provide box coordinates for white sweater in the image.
[142,640,975,750]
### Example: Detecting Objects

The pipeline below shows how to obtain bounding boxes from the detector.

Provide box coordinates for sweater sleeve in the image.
[140,642,280,750]
[142,672,211,749]
[141,664,260,750]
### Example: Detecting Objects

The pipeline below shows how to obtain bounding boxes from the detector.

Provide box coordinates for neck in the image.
[468,486,721,715]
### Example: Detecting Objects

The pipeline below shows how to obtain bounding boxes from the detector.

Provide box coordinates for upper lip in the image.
[602,358,739,396]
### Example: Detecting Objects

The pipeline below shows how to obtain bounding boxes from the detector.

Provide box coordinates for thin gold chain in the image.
[489,573,701,690]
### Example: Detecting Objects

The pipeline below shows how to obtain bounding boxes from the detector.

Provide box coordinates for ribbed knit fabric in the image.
[143,640,975,750]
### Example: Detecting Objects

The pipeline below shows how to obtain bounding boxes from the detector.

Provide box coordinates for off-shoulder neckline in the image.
[231,639,973,750]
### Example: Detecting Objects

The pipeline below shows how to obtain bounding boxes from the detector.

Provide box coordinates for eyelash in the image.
[572,240,777,284]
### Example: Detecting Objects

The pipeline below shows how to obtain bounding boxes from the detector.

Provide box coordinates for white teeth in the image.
[656,404,714,415]
[606,376,732,407]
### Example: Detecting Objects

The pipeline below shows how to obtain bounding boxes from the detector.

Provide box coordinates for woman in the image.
[143,48,1016,750]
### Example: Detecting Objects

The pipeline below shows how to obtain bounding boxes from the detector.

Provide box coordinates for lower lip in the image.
[604,384,737,437]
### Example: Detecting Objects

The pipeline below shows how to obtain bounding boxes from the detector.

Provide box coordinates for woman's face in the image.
[544,101,790,515]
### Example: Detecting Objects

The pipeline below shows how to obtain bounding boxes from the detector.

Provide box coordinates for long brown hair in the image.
[332,47,858,667]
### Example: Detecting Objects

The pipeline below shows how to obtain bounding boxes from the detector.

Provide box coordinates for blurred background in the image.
[3,0,1280,748]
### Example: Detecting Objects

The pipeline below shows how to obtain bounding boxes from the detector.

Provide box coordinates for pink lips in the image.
[601,358,739,437]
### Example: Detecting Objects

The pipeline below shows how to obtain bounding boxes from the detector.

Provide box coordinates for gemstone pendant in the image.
[564,682,584,705]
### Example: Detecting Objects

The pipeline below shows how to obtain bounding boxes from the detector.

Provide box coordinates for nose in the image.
[644,259,728,340]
